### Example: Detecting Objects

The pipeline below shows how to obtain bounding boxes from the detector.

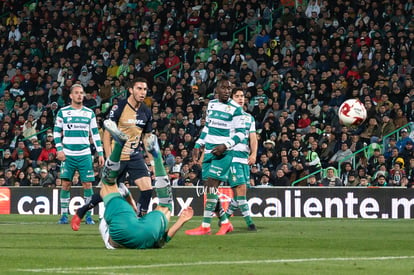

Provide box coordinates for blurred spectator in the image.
[0,0,412,188]
[396,128,414,152]
[321,167,342,187]
[15,171,30,186]
[328,143,353,168]
[256,173,273,187]
[37,140,56,165]
[2,149,13,169]
[40,168,55,188]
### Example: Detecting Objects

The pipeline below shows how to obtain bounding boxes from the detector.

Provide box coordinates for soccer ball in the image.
[338,99,367,126]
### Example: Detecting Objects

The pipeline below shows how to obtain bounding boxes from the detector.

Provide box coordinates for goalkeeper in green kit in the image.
[97,119,193,249]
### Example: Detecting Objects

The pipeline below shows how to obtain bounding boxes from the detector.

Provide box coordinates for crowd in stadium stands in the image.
[0,0,414,188]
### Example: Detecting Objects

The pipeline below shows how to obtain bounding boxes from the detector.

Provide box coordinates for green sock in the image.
[153,153,166,177]
[102,142,123,185]
[237,196,253,226]
[217,200,229,223]
[110,142,123,162]
[202,193,218,227]
[60,189,70,217]
[84,188,93,217]
[155,176,171,211]
[226,198,239,218]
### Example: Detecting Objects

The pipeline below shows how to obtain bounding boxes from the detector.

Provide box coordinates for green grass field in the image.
[0,215,413,275]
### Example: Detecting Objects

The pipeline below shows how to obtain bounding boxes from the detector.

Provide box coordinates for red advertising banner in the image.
[0,187,11,214]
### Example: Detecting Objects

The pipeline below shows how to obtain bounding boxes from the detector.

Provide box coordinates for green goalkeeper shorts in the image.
[228,162,250,187]
[103,194,168,249]
[202,152,233,182]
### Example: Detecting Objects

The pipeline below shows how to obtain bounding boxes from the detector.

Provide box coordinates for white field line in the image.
[16,255,414,273]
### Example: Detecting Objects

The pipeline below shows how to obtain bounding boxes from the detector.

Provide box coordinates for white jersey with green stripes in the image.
[53,105,103,156]
[195,99,246,152]
[232,112,255,164]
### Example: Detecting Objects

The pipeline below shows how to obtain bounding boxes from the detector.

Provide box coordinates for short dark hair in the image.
[131,77,148,88]
[231,87,243,96]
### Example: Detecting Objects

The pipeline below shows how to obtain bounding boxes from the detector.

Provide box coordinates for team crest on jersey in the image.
[111,105,118,111]
[225,105,231,112]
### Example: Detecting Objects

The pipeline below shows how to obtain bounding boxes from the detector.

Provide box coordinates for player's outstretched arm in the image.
[166,207,194,239]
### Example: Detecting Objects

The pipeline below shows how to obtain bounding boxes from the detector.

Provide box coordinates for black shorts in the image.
[118,154,151,185]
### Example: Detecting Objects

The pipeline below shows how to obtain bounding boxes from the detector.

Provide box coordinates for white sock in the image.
[99,218,115,250]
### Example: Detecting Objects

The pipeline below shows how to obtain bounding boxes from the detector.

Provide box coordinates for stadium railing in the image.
[291,167,323,186]
[154,62,183,82]
[292,121,414,185]
[21,127,51,143]
[337,121,414,177]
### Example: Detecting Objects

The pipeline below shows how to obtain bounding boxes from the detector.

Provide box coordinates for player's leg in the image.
[82,182,95,224]
[144,135,194,247]
[72,119,127,230]
[76,154,97,224]
[186,152,234,235]
[100,119,128,185]
[58,178,72,224]
[144,134,172,213]
[224,194,238,219]
[134,177,153,217]
[232,184,256,231]
[224,162,255,230]
[71,192,103,230]
[58,157,76,224]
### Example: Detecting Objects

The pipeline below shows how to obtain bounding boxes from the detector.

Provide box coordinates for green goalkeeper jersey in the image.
[53,106,103,156]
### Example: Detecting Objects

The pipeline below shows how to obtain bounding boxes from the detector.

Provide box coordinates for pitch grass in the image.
[0,215,413,275]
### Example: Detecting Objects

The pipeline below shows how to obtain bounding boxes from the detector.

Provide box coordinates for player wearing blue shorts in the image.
[104,77,153,217]
[71,78,154,230]
[98,120,193,249]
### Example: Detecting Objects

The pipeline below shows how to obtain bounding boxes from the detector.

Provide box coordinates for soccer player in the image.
[71,77,153,230]
[99,120,193,249]
[54,84,105,224]
[103,77,153,217]
[216,87,257,231]
[185,78,246,235]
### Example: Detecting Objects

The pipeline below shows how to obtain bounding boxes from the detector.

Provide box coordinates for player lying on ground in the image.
[84,120,193,249]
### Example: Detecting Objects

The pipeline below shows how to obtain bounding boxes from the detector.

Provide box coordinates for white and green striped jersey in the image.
[232,112,255,164]
[195,99,246,152]
[53,106,103,157]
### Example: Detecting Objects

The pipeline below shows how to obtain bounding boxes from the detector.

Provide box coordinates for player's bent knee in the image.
[82,182,93,189]
[61,180,72,190]
[234,184,247,195]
